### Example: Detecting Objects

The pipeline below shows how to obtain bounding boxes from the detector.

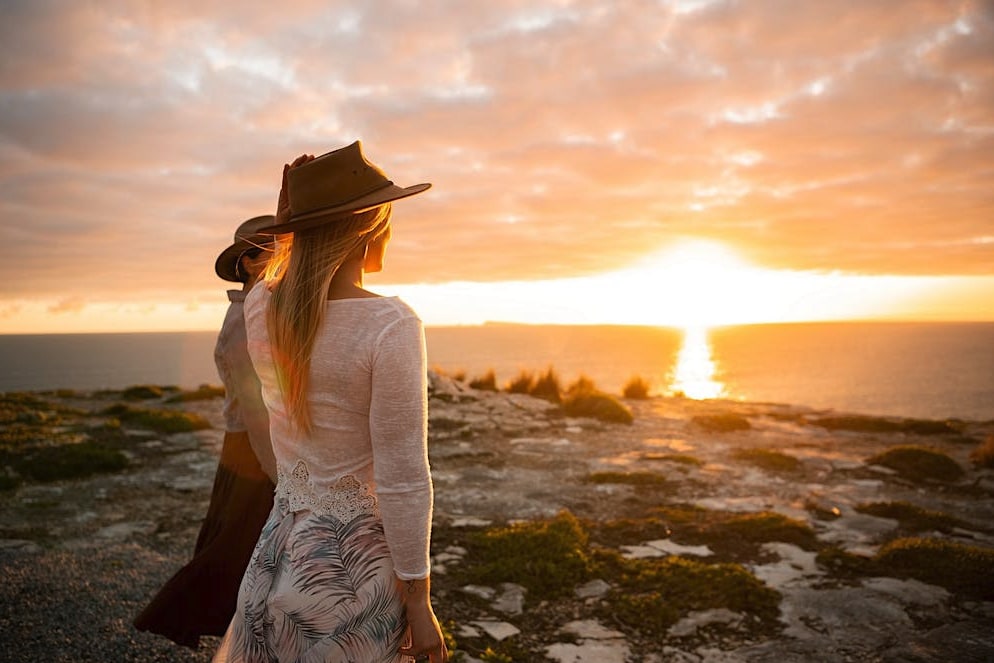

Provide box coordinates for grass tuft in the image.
[16,441,128,482]
[876,537,994,600]
[505,370,534,394]
[529,367,563,403]
[622,376,652,399]
[468,369,498,392]
[811,415,960,436]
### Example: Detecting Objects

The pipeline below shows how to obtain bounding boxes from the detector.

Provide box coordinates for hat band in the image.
[288,180,396,222]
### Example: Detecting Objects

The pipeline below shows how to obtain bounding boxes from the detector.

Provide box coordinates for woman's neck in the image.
[327,259,377,299]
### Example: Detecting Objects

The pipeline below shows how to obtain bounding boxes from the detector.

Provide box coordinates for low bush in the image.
[622,375,651,399]
[866,445,964,483]
[563,391,634,424]
[566,374,597,396]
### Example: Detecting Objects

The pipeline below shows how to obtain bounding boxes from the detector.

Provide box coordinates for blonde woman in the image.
[214,143,446,663]
[136,216,277,648]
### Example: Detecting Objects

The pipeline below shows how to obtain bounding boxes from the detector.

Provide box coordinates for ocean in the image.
[1,322,992,422]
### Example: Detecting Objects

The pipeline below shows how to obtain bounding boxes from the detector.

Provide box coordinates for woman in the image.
[135,215,278,648]
[214,142,447,663]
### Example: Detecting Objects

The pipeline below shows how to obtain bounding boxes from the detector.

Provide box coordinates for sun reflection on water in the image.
[670,326,725,400]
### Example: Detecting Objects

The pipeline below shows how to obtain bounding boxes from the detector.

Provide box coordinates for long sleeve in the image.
[368,314,432,580]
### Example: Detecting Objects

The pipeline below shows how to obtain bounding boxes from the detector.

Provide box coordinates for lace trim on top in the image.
[276,459,379,523]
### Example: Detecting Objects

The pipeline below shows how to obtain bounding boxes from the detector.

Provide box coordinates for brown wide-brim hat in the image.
[214,215,277,282]
[259,140,431,234]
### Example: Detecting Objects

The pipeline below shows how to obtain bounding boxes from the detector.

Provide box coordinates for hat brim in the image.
[258,182,431,234]
[214,235,276,282]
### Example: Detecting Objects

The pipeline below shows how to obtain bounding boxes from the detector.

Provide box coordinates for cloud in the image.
[0,0,991,309]
[47,297,86,314]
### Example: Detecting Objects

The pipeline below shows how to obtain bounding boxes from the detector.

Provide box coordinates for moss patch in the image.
[970,435,994,469]
[648,506,819,559]
[732,448,801,473]
[165,384,225,403]
[854,501,971,535]
[584,471,670,487]
[866,445,964,483]
[15,441,128,482]
[691,414,751,432]
[875,537,994,600]
[598,551,781,637]
[99,404,211,433]
[811,415,960,436]
[457,512,595,601]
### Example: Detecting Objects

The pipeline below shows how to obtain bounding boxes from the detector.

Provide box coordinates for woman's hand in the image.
[397,577,448,662]
[275,153,315,226]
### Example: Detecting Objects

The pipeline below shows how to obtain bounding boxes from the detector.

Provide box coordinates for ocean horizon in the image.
[1,321,992,422]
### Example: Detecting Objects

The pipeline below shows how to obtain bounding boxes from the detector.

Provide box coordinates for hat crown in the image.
[288,141,392,220]
[234,215,277,243]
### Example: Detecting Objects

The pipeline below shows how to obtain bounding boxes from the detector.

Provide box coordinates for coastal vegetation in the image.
[731,448,801,473]
[866,445,965,483]
[100,403,210,434]
[971,434,994,469]
[854,501,972,535]
[622,375,651,399]
[691,413,751,432]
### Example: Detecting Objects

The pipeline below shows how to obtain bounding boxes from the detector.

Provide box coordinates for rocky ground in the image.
[1,376,993,662]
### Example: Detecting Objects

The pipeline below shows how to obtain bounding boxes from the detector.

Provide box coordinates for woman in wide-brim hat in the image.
[214,142,447,663]
[135,216,278,648]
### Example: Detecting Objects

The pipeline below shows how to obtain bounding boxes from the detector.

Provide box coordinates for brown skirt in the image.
[134,431,275,649]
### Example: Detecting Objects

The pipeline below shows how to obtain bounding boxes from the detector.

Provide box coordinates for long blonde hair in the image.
[264,204,392,433]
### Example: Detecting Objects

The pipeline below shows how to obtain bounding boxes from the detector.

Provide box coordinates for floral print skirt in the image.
[212,500,408,663]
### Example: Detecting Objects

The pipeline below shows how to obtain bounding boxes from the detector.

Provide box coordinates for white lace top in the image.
[244,282,432,580]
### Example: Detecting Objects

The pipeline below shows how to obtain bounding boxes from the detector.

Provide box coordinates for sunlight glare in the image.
[669,326,725,400]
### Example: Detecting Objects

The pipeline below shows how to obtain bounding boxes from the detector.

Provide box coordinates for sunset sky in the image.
[1,0,992,333]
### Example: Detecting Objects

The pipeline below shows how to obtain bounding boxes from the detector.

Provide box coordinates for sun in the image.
[611,239,770,327]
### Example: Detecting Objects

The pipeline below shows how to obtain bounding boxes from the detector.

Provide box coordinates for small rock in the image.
[668,608,743,637]
[574,579,611,599]
[545,640,630,663]
[94,521,157,541]
[460,584,496,600]
[471,620,520,641]
[561,619,625,640]
[492,583,526,615]
[0,539,42,554]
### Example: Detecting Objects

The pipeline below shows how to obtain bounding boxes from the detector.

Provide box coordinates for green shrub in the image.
[732,448,801,473]
[855,501,968,534]
[468,369,498,392]
[100,404,211,433]
[459,511,594,601]
[692,413,751,432]
[866,445,964,483]
[563,391,633,424]
[875,537,994,600]
[622,375,651,399]
[529,367,563,403]
[505,370,534,394]
[16,441,128,482]
[165,384,225,403]
[970,435,994,469]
